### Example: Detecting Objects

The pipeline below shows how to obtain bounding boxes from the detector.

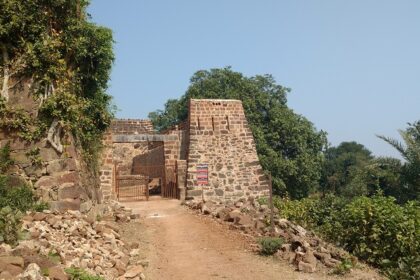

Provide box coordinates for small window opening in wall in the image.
[212,117,215,131]
[197,117,201,130]
[226,116,230,131]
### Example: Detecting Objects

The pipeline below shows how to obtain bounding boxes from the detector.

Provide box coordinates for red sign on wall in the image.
[196,164,209,185]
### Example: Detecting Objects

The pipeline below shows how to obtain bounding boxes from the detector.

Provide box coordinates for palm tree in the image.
[377,121,420,202]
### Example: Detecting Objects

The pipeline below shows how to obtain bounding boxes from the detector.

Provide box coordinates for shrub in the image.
[337,196,419,279]
[257,196,268,205]
[275,194,420,279]
[48,250,61,265]
[258,237,284,255]
[273,197,315,228]
[273,194,346,235]
[65,267,104,280]
[0,206,22,246]
[331,258,355,275]
[41,267,50,277]
[33,202,50,212]
[0,175,48,212]
[0,143,14,173]
[0,175,49,245]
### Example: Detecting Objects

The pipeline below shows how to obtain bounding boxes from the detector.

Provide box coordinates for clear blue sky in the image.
[88,0,420,158]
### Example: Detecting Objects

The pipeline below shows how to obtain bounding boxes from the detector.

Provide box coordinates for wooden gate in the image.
[115,174,149,202]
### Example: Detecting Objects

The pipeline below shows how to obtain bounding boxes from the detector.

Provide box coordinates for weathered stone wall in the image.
[163,140,181,165]
[186,99,269,202]
[177,160,187,201]
[132,145,165,179]
[0,79,96,212]
[99,132,115,201]
[99,134,164,200]
[99,100,268,203]
[99,120,187,200]
[112,142,149,175]
[163,124,189,161]
[110,119,154,135]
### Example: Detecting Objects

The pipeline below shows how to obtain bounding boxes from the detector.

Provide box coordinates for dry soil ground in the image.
[120,198,382,280]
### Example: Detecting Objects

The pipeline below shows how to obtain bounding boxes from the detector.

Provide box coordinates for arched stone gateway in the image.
[99,99,269,203]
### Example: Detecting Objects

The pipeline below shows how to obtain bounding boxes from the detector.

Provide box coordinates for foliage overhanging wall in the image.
[0,0,114,211]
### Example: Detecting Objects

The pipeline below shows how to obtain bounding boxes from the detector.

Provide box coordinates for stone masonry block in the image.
[58,183,82,200]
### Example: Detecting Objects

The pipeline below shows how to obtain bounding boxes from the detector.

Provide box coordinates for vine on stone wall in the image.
[0,0,115,170]
[0,98,46,142]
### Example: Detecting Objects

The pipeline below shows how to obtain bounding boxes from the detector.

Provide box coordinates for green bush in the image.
[273,194,346,235]
[258,237,284,255]
[275,194,420,279]
[0,206,23,245]
[0,175,48,212]
[336,196,419,280]
[33,202,50,212]
[65,267,104,280]
[331,258,355,275]
[0,175,49,245]
[0,143,14,173]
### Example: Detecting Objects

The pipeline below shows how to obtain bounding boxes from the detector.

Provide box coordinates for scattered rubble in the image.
[185,198,351,274]
[0,201,145,280]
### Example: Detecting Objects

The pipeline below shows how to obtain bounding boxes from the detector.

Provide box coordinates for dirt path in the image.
[121,198,380,280]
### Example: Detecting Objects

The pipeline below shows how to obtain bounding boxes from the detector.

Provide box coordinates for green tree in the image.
[149,67,327,198]
[378,121,420,202]
[366,157,403,200]
[320,141,373,197]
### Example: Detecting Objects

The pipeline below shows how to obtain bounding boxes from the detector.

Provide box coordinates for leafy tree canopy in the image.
[320,141,373,197]
[149,67,327,199]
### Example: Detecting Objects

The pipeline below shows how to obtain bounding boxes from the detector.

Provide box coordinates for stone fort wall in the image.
[0,79,98,212]
[99,99,269,203]
[99,120,188,201]
[132,145,165,178]
[111,119,154,135]
[186,99,269,201]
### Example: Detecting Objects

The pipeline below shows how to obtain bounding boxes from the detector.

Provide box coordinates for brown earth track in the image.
[120,198,382,280]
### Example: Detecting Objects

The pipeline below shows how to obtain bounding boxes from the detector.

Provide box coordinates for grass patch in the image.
[258,237,284,256]
[331,258,355,275]
[65,267,104,280]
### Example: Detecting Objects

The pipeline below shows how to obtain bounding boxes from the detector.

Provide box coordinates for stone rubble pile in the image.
[186,198,349,273]
[0,202,145,280]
